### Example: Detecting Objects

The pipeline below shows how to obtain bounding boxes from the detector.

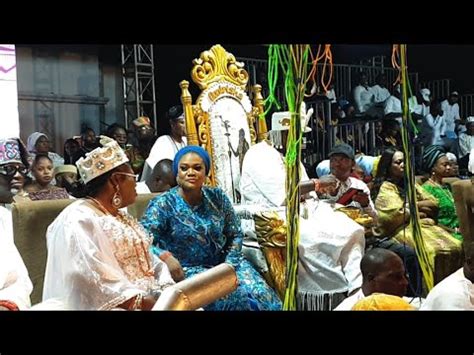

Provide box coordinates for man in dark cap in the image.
[319,143,377,220]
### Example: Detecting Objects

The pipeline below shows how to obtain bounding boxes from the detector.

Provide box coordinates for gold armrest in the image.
[153,264,237,310]
[254,211,287,300]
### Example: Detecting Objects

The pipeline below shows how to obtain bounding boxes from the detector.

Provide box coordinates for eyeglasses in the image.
[0,165,28,177]
[112,172,137,180]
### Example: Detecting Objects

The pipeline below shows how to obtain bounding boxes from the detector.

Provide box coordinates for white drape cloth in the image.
[0,206,33,309]
[240,141,364,298]
[421,268,474,310]
[42,199,175,310]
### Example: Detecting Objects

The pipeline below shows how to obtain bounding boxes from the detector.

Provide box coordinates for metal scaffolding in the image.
[120,44,157,129]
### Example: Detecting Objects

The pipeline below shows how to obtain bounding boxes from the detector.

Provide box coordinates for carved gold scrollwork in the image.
[254,211,287,300]
[247,112,257,144]
[191,45,249,90]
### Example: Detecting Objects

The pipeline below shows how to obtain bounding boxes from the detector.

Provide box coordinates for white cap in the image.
[420,88,431,102]
[271,102,313,133]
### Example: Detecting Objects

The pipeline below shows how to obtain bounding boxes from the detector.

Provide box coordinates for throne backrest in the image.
[179,44,268,203]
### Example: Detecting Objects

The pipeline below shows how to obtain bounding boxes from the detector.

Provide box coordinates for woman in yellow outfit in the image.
[372,148,462,285]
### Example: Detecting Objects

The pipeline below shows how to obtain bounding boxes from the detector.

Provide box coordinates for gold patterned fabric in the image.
[352,293,416,310]
[375,181,463,284]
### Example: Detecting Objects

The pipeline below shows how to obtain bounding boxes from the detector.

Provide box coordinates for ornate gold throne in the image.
[179,44,268,204]
[179,45,286,300]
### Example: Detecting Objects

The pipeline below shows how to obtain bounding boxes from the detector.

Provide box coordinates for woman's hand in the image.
[164,255,185,282]
[417,201,438,219]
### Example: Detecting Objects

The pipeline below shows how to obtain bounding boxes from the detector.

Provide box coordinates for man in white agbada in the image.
[0,137,33,310]
[42,136,175,310]
[140,105,187,182]
[421,241,474,310]
[240,103,365,310]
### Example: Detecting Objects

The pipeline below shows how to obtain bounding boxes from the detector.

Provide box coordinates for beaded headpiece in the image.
[76,135,129,184]
[0,138,22,165]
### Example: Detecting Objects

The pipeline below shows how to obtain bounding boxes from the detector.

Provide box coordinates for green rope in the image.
[399,44,434,290]
[267,45,311,310]
[262,45,282,117]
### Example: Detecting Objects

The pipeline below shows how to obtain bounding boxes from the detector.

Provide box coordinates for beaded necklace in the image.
[168,136,186,154]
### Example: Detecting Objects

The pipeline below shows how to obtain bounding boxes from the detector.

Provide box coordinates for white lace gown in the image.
[42,199,175,310]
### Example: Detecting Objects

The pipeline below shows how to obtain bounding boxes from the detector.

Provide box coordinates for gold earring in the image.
[112,185,122,208]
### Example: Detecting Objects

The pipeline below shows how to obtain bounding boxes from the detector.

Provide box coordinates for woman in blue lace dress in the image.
[141,146,281,310]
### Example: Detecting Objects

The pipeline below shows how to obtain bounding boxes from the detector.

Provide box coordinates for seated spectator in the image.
[441,91,461,142]
[325,82,337,103]
[371,74,391,105]
[24,155,69,200]
[26,132,64,168]
[136,159,176,194]
[353,72,374,116]
[384,86,402,123]
[63,138,82,165]
[316,154,380,184]
[458,117,474,171]
[0,137,33,310]
[380,119,402,148]
[318,144,377,221]
[420,100,446,147]
[42,136,175,310]
[1,137,30,237]
[409,88,431,119]
[79,127,100,155]
[106,123,129,150]
[421,146,462,240]
[335,248,422,310]
[372,148,463,285]
[126,116,157,177]
[446,152,459,177]
[141,146,282,311]
[421,241,474,310]
[54,164,82,197]
[141,105,187,182]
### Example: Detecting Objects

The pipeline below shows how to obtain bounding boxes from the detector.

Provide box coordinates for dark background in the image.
[150,44,474,134]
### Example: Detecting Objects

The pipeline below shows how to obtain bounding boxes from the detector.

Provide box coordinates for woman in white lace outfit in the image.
[41,136,174,310]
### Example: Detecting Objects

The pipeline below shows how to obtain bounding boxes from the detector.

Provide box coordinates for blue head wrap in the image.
[173,145,211,177]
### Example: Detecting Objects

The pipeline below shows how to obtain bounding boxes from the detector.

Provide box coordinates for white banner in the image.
[0,44,20,138]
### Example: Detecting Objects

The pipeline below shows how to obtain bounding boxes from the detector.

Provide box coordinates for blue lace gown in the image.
[141,186,282,311]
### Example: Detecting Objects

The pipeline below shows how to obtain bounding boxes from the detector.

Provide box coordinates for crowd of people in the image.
[1,82,474,311]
